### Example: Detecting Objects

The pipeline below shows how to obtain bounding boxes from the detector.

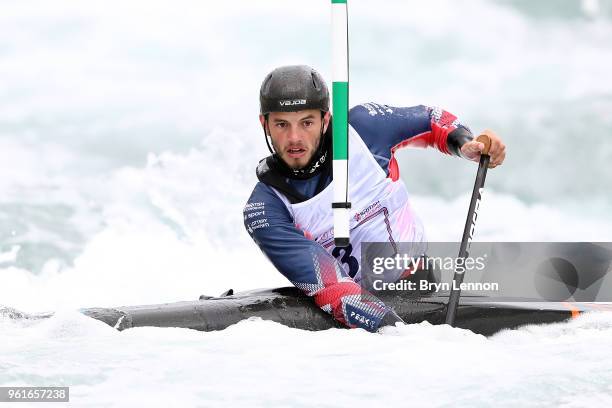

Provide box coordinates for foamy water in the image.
[1,0,612,406]
[2,311,612,407]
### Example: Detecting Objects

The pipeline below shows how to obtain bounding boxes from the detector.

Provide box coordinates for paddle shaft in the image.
[445,135,491,326]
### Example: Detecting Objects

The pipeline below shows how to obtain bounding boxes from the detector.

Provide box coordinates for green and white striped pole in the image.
[331,0,351,247]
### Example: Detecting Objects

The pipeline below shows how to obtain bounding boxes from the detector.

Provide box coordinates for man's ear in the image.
[323,111,331,133]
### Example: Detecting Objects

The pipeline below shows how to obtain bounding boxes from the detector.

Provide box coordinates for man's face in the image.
[260,110,330,170]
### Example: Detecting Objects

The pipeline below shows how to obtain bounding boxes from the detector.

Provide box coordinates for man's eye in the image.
[276,123,286,128]
[303,121,313,127]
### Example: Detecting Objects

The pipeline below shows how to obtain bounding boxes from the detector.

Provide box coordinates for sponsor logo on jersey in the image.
[361,102,393,117]
[316,228,335,246]
[244,202,265,212]
[248,218,270,231]
[244,202,269,234]
[353,201,381,222]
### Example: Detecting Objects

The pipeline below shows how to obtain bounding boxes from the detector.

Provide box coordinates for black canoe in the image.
[77,286,602,336]
[4,242,611,335]
[3,286,607,336]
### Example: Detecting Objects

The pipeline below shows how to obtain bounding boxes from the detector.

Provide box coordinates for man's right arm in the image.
[243,182,401,332]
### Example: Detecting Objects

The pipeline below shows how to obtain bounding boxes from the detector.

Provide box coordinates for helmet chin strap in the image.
[262,115,276,155]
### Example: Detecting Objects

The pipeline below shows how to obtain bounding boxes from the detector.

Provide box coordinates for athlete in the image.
[243,65,506,332]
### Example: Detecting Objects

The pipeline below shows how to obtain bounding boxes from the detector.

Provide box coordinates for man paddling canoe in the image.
[243,65,506,332]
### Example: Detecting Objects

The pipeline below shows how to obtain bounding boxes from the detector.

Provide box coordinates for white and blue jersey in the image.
[244,103,471,331]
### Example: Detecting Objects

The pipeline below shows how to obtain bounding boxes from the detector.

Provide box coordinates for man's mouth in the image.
[286,147,306,159]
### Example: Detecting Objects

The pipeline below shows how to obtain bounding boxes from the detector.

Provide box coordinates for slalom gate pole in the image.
[445,134,492,326]
[331,0,351,247]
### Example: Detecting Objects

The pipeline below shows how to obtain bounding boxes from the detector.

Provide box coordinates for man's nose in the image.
[287,125,302,142]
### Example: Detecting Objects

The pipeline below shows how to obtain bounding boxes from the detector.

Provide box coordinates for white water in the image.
[2,311,612,407]
[1,0,612,406]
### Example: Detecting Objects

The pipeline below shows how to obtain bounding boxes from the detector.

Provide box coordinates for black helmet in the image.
[260,65,329,115]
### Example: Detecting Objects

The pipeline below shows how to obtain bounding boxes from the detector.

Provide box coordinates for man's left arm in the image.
[349,103,505,177]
